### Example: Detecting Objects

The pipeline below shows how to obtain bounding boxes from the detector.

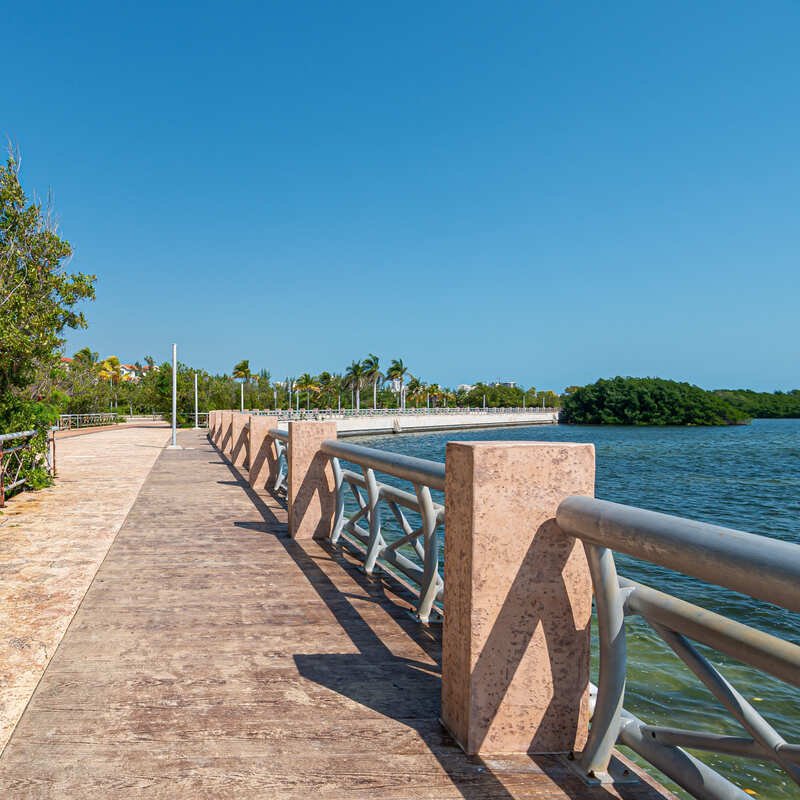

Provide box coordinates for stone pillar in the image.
[231,412,249,469]
[220,410,234,455]
[208,411,218,443]
[441,442,595,755]
[287,421,337,540]
[248,415,280,493]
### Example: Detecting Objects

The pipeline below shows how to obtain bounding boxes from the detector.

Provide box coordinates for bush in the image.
[561,377,750,426]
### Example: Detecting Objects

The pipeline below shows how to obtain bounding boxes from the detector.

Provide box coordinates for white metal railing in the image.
[320,439,445,624]
[557,497,800,799]
[57,413,119,430]
[315,439,799,797]
[0,429,55,506]
[248,406,558,419]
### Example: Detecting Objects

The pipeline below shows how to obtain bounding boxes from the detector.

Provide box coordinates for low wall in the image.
[262,411,557,437]
[335,410,557,435]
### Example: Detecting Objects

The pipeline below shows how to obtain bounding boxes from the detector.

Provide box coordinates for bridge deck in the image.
[0,428,670,799]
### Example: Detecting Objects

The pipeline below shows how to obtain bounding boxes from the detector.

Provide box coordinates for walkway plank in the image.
[0,429,672,799]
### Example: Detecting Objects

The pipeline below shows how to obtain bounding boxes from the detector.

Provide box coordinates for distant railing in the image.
[556,497,800,799]
[0,429,55,507]
[57,413,119,430]
[249,406,558,419]
[320,439,445,624]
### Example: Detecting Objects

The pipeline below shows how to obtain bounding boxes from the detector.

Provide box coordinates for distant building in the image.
[491,380,516,388]
[457,384,475,393]
[60,357,73,369]
[119,364,138,382]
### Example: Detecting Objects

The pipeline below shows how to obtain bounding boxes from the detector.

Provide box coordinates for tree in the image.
[406,376,425,408]
[232,360,251,409]
[98,356,122,410]
[232,360,251,381]
[386,358,409,410]
[295,373,319,410]
[362,353,382,410]
[0,151,95,398]
[344,360,365,410]
[561,377,749,426]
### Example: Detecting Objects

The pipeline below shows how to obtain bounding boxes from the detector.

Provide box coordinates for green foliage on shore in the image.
[561,377,750,426]
[713,389,800,419]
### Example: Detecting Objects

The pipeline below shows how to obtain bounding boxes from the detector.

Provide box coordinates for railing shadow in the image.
[208,435,657,800]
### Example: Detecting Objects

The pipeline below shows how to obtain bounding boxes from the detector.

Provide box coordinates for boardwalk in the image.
[0,428,671,799]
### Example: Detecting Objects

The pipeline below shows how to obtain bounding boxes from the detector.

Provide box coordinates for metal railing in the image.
[0,429,55,507]
[269,428,288,494]
[57,413,119,430]
[248,406,558,419]
[556,497,800,799]
[320,439,445,624]
[313,438,799,796]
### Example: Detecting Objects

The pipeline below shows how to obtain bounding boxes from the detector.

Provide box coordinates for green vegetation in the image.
[713,389,800,419]
[561,377,750,426]
[0,150,96,495]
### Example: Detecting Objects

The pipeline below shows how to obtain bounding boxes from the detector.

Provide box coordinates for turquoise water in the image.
[354,419,800,798]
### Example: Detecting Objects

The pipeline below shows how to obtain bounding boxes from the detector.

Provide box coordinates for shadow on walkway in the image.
[218,442,659,800]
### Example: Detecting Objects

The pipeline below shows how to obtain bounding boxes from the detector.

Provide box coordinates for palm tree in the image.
[406,376,425,408]
[232,360,251,411]
[232,360,251,381]
[386,358,409,410]
[344,360,365,410]
[73,347,99,368]
[98,356,122,410]
[295,373,319,410]
[362,353,382,410]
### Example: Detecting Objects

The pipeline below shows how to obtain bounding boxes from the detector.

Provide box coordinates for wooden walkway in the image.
[0,428,671,799]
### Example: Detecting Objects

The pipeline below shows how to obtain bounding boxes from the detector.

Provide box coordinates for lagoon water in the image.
[356,418,800,798]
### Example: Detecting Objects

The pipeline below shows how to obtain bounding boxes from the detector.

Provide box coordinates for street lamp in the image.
[167,343,181,449]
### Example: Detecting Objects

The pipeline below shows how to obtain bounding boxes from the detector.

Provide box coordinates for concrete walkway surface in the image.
[0,428,672,799]
[0,424,171,752]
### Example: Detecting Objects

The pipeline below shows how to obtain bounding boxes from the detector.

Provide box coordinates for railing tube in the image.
[414,484,440,624]
[362,467,383,574]
[331,457,345,544]
[578,543,627,780]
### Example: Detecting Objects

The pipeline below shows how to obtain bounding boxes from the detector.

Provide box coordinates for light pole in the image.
[193,372,199,429]
[168,343,180,449]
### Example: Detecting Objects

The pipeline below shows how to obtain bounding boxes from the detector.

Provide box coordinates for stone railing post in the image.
[248,415,281,493]
[210,410,220,447]
[441,441,595,755]
[287,421,337,540]
[220,411,234,456]
[231,412,249,469]
[208,411,218,443]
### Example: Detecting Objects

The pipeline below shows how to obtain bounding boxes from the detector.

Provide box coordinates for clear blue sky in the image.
[4,2,798,391]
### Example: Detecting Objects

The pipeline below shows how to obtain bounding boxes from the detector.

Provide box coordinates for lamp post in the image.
[193,372,199,429]
[168,343,179,448]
